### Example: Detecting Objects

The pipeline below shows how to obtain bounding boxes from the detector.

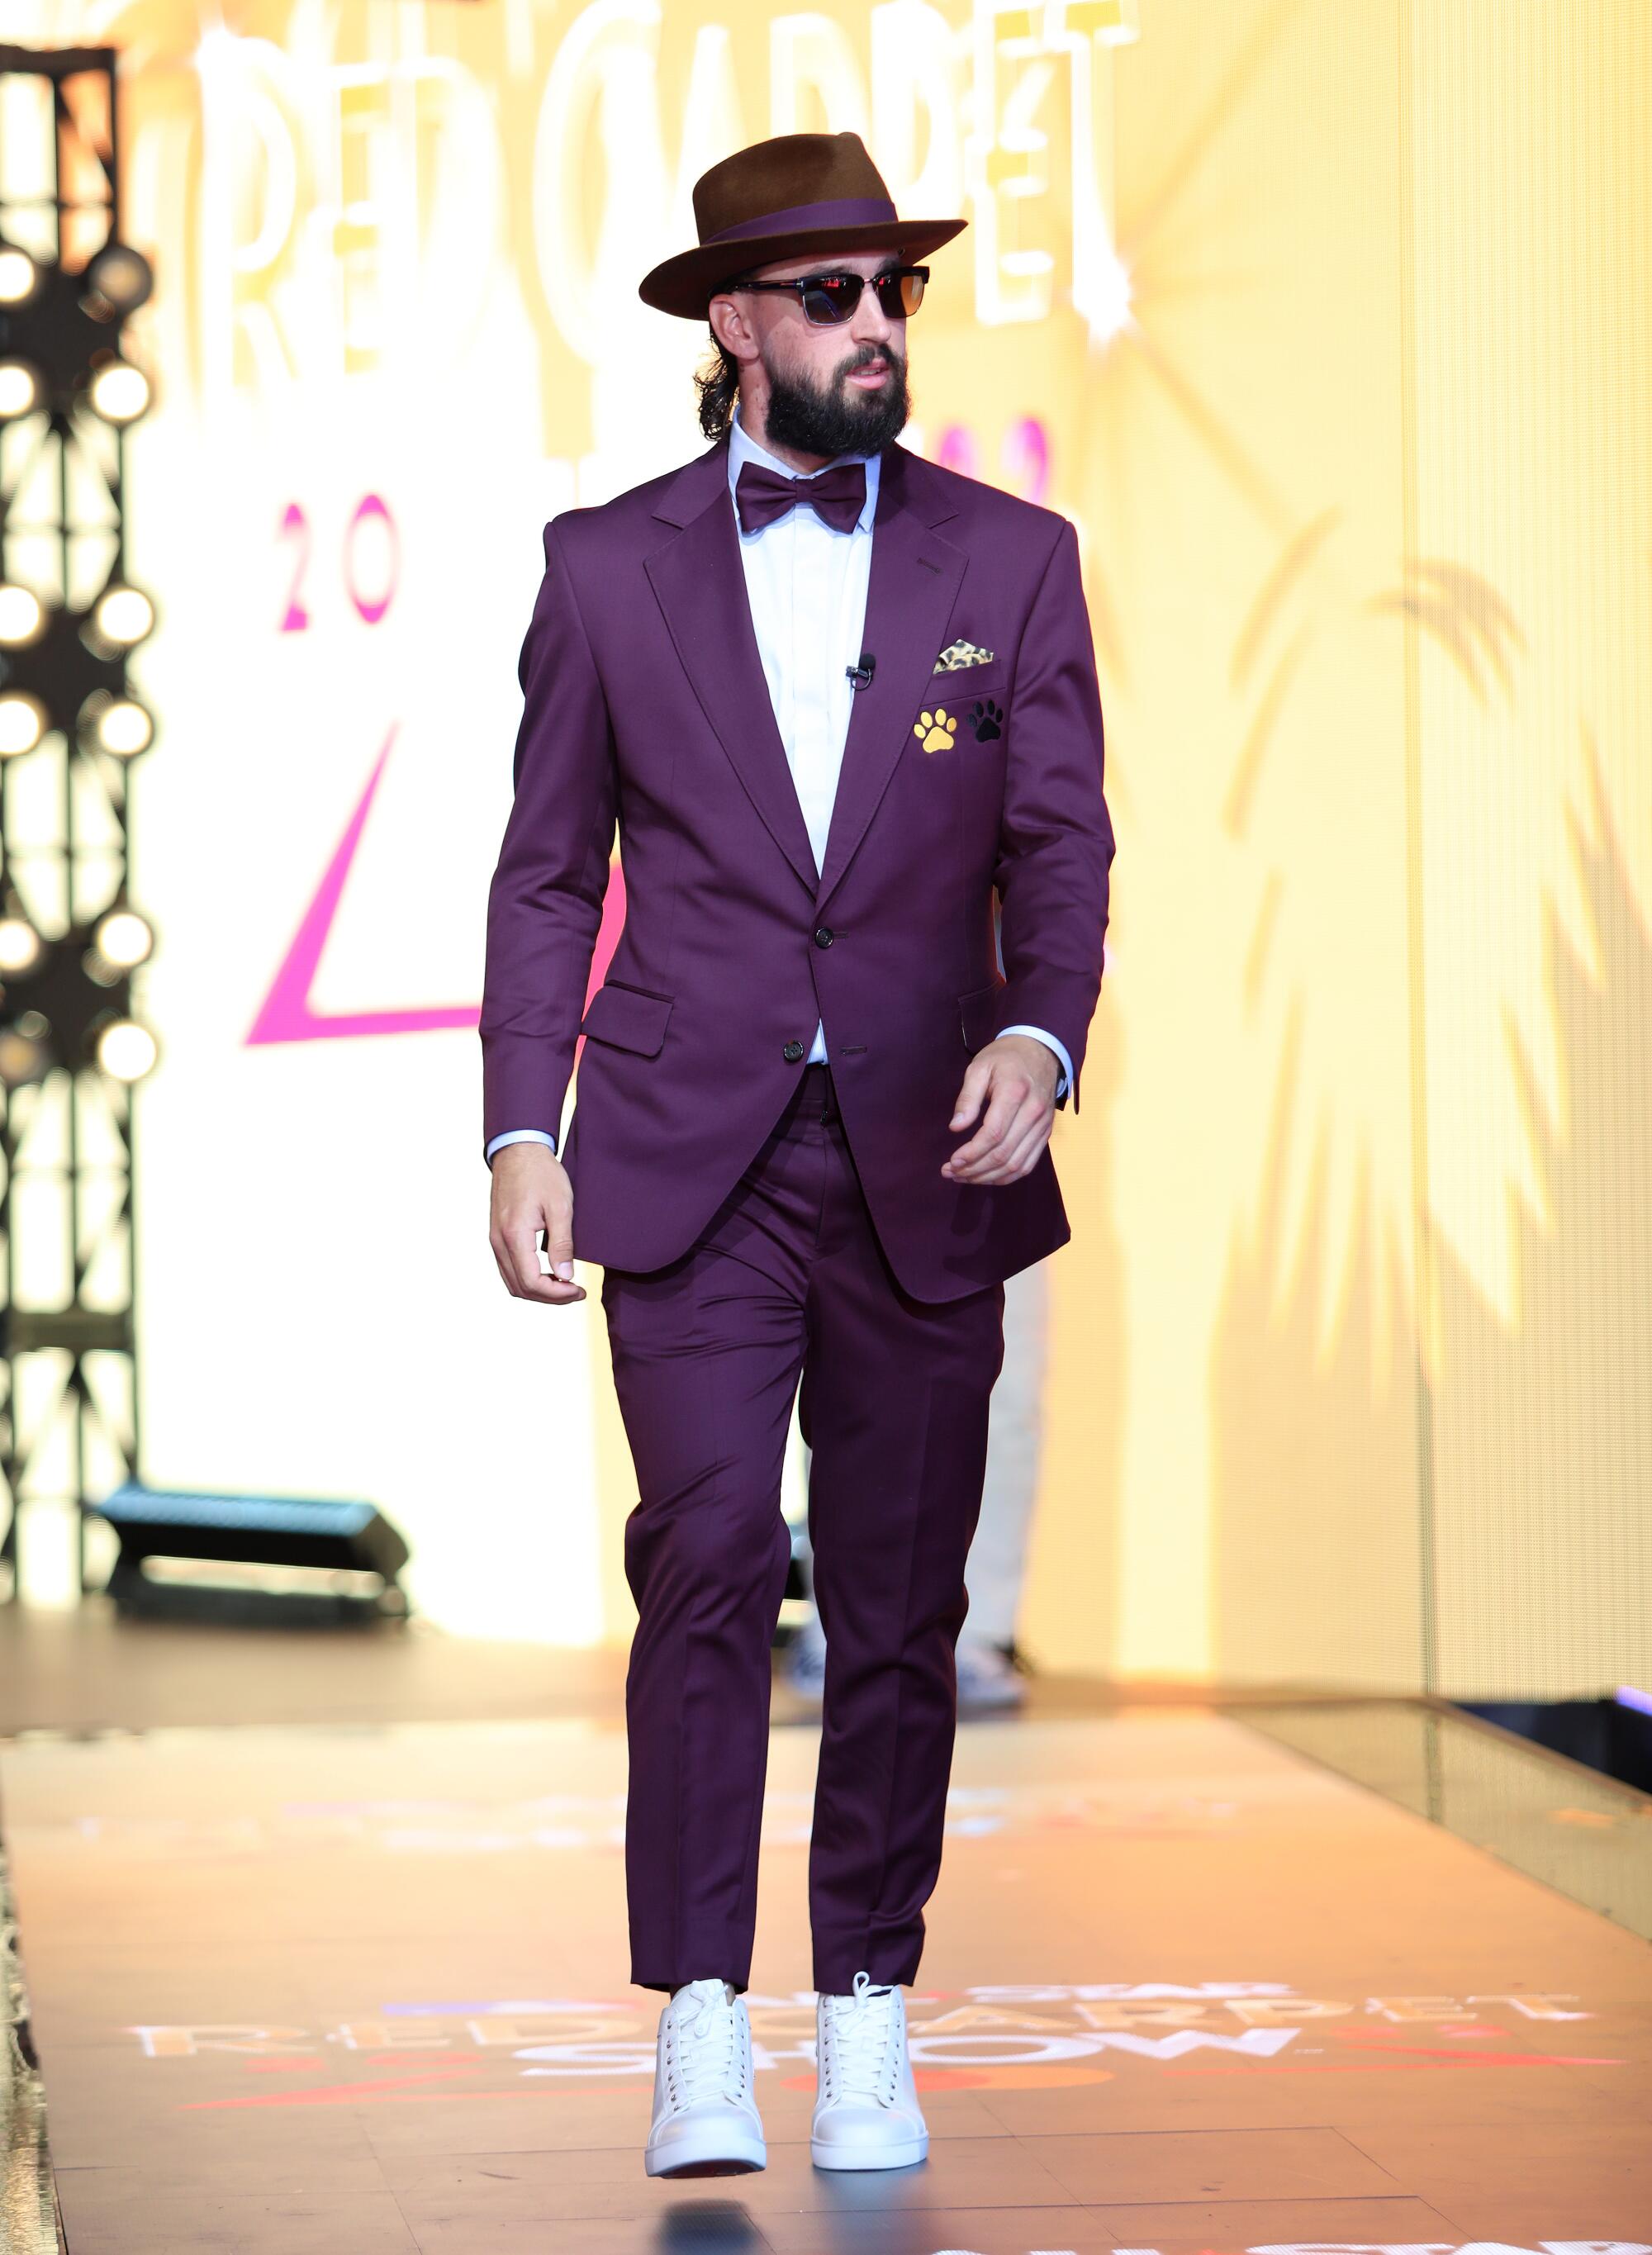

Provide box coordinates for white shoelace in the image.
[665,1978,745,2109]
[819,1969,900,2104]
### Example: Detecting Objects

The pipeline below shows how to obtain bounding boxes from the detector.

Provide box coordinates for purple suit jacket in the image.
[480,434,1114,1303]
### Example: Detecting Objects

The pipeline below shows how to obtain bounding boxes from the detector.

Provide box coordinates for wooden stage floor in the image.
[2,1701,1650,2252]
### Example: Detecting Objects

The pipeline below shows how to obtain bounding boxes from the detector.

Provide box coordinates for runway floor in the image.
[3,1700,1650,2251]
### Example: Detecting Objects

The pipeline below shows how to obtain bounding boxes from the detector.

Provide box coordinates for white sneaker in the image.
[643,1978,766,2178]
[810,1971,928,2171]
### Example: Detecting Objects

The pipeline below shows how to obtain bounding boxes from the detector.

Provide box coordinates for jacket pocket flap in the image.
[581,980,673,1056]
[958,980,1003,1051]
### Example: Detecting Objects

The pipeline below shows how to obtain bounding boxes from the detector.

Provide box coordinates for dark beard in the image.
[760,338,911,460]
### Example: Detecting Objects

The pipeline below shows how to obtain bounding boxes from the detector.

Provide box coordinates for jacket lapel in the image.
[814,444,966,913]
[645,440,819,896]
[643,436,968,911]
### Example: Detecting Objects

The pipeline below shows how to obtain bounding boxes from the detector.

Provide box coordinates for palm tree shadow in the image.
[1210,723,1652,1694]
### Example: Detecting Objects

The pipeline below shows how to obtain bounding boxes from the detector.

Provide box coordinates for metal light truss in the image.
[0,45,150,1602]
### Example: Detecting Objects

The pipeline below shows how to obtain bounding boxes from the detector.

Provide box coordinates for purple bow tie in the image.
[734,458,867,537]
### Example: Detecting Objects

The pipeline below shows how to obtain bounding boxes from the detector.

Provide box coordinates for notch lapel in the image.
[645,443,819,896]
[814,445,966,913]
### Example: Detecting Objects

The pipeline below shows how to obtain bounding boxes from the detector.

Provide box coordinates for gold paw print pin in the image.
[913,706,957,754]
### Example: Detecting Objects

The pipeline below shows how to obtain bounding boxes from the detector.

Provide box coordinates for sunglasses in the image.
[730,266,928,326]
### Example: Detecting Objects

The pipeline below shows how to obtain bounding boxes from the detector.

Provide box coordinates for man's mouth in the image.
[846,361,890,388]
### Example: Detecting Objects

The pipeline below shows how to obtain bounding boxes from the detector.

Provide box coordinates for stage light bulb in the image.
[84,242,154,317]
[95,1016,158,1083]
[0,360,43,418]
[91,583,154,649]
[0,1026,52,1089]
[0,691,47,757]
[0,917,42,974]
[91,696,154,758]
[0,583,45,646]
[0,246,40,306]
[93,908,154,970]
[87,358,151,425]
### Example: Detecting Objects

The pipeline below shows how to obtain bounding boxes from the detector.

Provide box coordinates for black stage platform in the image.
[2,1659,1650,2252]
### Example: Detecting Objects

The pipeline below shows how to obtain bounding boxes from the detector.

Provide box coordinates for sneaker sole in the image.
[809,2133,928,2171]
[645,2129,767,2178]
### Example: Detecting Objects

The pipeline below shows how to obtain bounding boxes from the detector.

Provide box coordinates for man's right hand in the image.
[488,1142,586,1304]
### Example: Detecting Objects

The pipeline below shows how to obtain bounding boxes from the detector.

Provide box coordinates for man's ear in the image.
[708,292,756,364]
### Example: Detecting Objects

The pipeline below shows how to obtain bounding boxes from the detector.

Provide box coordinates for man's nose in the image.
[849,286,897,347]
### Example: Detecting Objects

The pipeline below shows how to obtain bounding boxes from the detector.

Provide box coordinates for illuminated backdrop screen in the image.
[16,0,1648,1699]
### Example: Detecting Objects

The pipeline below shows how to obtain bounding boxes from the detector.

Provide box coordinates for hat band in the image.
[703,193,900,245]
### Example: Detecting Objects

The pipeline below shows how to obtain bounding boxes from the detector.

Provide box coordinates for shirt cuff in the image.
[487,1128,558,1164]
[999,1023,1072,1102]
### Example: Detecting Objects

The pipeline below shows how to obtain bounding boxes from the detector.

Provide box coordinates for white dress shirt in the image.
[485,406,1070,1164]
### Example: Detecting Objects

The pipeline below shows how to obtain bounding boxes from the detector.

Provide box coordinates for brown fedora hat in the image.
[638,130,966,322]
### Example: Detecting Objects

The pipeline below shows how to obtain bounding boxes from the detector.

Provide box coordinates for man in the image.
[482,129,1113,2179]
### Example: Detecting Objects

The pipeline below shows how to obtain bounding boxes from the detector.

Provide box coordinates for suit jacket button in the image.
[813,926,835,948]
[782,1039,805,1061]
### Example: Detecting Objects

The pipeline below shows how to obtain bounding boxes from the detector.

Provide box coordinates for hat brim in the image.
[638,216,967,321]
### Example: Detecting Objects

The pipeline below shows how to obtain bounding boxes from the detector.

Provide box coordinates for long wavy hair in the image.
[694,330,742,440]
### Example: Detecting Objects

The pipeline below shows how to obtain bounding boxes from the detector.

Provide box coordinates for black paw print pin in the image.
[968,697,1003,742]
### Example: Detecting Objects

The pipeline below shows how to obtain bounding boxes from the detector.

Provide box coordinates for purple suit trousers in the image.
[607,1063,1004,1996]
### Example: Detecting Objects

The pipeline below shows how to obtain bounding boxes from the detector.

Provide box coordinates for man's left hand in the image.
[943,1033,1060,1186]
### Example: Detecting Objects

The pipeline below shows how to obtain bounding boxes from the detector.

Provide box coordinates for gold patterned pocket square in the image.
[933,638,995,673]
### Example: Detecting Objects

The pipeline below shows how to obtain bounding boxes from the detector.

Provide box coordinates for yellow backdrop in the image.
[13,0,1647,1699]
